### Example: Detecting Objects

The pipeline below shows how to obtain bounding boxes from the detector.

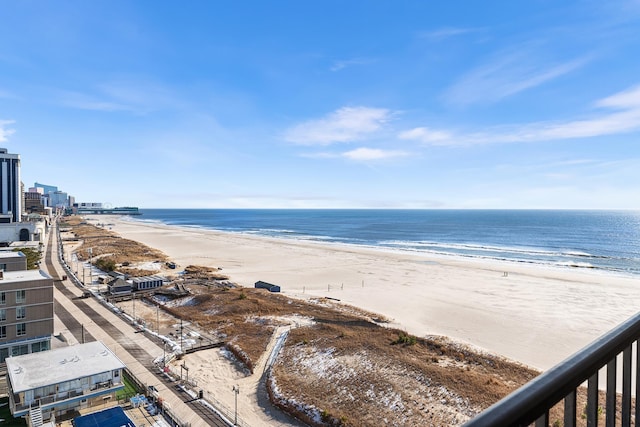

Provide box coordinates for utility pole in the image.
[88,248,93,285]
[232,385,240,425]
[157,305,160,334]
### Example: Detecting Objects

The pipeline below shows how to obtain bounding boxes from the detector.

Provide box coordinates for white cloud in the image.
[445,48,591,106]
[0,120,15,142]
[398,127,453,145]
[330,57,374,72]
[420,27,482,41]
[402,84,640,145]
[596,84,640,108]
[341,147,409,161]
[284,106,392,145]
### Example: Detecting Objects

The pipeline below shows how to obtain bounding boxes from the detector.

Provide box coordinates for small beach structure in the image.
[107,277,132,295]
[254,280,281,292]
[131,275,165,291]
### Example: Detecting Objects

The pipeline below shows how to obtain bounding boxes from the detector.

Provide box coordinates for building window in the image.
[31,341,48,353]
[15,290,26,304]
[0,309,5,321]
[0,325,6,338]
[0,347,8,363]
[0,292,5,305]
[16,306,26,320]
[11,344,28,357]
[16,323,26,336]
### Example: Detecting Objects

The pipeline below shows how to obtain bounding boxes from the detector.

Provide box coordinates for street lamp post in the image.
[88,248,93,285]
[163,342,166,368]
[232,385,239,425]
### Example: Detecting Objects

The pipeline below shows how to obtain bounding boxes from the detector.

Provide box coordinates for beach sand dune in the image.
[99,215,640,372]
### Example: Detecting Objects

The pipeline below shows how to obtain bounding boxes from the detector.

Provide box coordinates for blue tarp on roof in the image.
[74,406,134,427]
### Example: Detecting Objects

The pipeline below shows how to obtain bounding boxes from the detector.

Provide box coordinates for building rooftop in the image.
[0,251,26,259]
[130,275,164,283]
[6,341,126,394]
[0,269,51,283]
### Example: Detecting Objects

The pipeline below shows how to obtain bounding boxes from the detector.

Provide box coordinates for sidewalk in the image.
[48,225,213,426]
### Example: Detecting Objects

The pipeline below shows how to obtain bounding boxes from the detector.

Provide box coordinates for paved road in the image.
[45,221,229,427]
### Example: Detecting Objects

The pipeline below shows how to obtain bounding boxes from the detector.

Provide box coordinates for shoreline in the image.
[90,215,640,371]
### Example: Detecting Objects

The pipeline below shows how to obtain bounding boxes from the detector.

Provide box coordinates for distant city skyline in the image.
[1,1,640,209]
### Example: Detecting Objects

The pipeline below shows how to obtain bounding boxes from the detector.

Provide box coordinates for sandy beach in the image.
[93,215,640,372]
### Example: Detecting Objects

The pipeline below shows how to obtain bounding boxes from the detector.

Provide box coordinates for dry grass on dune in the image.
[60,216,168,273]
[165,286,624,427]
[159,286,541,426]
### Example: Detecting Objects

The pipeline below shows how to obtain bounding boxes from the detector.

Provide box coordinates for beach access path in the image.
[101,215,640,372]
[48,220,305,427]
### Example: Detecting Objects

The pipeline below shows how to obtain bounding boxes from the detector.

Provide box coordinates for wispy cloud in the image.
[330,57,375,72]
[284,106,392,145]
[419,26,483,42]
[402,84,640,145]
[54,79,181,114]
[398,127,453,144]
[57,90,134,112]
[445,47,591,106]
[342,147,410,161]
[301,147,410,162]
[0,120,15,142]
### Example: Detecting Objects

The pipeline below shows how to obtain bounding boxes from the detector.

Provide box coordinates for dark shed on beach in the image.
[254,280,281,292]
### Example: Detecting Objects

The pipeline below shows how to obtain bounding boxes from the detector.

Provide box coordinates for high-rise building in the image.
[32,182,57,195]
[50,191,68,208]
[0,148,21,223]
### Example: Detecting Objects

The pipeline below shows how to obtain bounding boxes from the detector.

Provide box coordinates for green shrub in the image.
[95,257,117,272]
[392,331,417,346]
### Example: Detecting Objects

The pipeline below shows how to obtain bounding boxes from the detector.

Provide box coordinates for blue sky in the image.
[1,1,640,209]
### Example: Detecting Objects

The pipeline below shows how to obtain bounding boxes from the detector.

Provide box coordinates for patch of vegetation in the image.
[95,256,117,272]
[115,374,139,401]
[13,247,41,270]
[0,397,27,426]
[64,216,167,265]
[391,331,417,346]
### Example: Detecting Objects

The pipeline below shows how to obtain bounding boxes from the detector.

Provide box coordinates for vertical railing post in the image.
[622,346,631,427]
[636,340,640,426]
[535,412,548,427]
[587,373,598,427]
[606,359,616,427]
[564,390,576,427]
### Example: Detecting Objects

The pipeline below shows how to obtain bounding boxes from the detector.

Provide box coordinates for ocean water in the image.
[132,209,640,277]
